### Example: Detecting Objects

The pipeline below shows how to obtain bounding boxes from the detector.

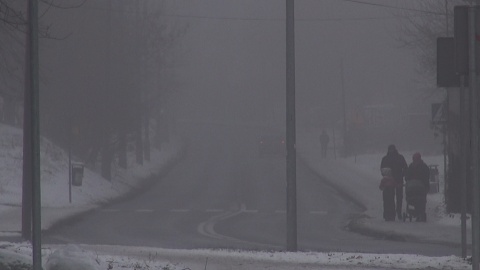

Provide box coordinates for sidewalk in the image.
[297,130,470,248]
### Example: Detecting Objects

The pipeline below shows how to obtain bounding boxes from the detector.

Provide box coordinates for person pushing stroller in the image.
[404,152,430,222]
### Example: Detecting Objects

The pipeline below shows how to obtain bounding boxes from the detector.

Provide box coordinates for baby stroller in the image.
[403,179,427,222]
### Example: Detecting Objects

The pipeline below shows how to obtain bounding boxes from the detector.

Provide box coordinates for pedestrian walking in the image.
[380,144,408,221]
[405,152,430,222]
[320,130,330,158]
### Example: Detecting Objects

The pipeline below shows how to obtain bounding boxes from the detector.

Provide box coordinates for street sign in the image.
[432,103,445,123]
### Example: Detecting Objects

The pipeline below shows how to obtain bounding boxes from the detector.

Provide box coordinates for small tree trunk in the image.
[135,114,144,165]
[118,131,127,169]
[101,140,113,181]
[144,107,150,161]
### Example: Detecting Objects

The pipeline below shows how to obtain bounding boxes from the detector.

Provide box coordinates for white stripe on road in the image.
[170,209,190,213]
[206,209,224,213]
[100,209,120,212]
[135,209,154,213]
[310,210,328,215]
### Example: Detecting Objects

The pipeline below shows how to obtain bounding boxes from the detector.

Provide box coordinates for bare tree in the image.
[395,1,468,79]
[0,0,85,125]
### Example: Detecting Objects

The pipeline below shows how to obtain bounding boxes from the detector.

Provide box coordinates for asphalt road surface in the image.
[45,121,461,257]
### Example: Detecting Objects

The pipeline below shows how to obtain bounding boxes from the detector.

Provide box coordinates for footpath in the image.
[297,130,471,248]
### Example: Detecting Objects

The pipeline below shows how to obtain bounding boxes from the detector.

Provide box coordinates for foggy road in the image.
[45,122,460,256]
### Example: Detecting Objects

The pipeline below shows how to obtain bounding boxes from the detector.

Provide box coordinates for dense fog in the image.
[0,1,447,169]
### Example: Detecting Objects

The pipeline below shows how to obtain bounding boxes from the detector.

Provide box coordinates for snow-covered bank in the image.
[0,242,472,270]
[0,123,186,232]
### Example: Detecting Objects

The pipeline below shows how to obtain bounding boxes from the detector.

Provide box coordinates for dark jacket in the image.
[380,149,408,185]
[405,160,430,193]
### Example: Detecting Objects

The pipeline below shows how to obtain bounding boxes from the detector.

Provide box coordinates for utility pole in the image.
[341,60,347,157]
[24,0,42,269]
[468,4,480,269]
[285,0,297,252]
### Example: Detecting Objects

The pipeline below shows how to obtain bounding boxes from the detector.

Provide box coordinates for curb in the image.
[347,215,467,249]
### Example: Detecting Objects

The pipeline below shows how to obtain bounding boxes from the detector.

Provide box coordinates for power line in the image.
[341,0,446,16]
[83,5,421,22]
[77,1,443,22]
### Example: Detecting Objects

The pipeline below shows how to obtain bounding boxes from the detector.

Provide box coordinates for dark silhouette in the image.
[320,130,330,158]
[379,168,396,221]
[405,152,430,222]
[380,144,408,221]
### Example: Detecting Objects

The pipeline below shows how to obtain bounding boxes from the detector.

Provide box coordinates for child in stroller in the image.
[403,152,430,222]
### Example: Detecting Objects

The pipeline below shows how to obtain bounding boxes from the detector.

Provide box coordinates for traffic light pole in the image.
[468,5,480,270]
[461,75,468,259]
[286,0,297,252]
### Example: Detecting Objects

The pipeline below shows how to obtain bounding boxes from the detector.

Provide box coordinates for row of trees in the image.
[0,0,186,180]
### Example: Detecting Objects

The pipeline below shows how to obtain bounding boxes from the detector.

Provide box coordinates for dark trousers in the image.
[395,185,403,217]
[383,188,396,221]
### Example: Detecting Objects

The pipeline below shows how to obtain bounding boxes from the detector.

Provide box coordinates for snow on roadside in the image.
[0,123,184,208]
[0,241,472,270]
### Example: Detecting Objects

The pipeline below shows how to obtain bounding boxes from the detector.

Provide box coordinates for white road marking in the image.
[206,209,224,213]
[196,203,282,250]
[310,210,328,215]
[239,203,258,213]
[100,209,120,212]
[135,209,154,213]
[170,209,190,213]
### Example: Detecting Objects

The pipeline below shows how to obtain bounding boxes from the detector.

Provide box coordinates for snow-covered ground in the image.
[0,124,472,269]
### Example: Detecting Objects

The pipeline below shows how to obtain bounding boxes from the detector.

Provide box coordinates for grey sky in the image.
[168,0,423,126]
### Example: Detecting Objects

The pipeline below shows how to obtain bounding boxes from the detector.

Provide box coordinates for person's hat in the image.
[388,144,396,153]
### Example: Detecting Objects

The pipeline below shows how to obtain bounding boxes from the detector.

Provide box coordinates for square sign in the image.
[432,103,445,123]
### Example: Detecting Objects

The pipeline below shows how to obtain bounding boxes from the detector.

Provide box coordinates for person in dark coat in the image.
[379,168,396,221]
[380,144,408,221]
[405,152,430,222]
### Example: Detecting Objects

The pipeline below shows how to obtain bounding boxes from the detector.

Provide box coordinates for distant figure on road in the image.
[405,152,430,222]
[320,130,330,158]
[380,144,408,221]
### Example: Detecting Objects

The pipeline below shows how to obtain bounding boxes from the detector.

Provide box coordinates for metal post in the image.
[461,75,468,258]
[68,122,72,203]
[468,5,479,269]
[332,127,337,160]
[341,60,347,157]
[27,0,42,269]
[22,20,33,242]
[286,0,297,252]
